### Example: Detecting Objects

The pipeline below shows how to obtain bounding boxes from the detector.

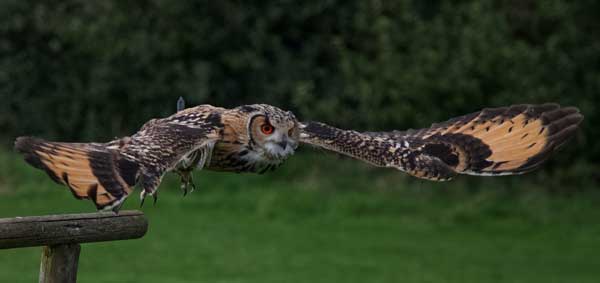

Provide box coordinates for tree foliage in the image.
[1,0,598,175]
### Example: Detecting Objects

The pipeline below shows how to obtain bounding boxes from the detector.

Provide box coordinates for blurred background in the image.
[0,1,599,282]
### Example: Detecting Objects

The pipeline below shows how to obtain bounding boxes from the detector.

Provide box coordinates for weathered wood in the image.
[39,244,81,283]
[0,210,148,249]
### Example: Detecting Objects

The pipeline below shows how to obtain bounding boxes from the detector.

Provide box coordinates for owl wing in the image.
[123,107,224,200]
[15,105,225,211]
[300,104,583,181]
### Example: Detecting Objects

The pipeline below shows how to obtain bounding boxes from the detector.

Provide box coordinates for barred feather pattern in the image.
[300,122,456,181]
[14,103,583,211]
[301,104,583,181]
[14,104,299,211]
[15,105,225,211]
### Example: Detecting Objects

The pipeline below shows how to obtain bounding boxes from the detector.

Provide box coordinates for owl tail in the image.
[14,137,140,211]
[421,104,584,176]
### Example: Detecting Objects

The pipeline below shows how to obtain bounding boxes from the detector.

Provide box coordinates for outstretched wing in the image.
[116,105,225,201]
[300,104,583,181]
[14,137,140,210]
[15,104,225,211]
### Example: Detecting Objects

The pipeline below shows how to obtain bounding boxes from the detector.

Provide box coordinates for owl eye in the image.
[261,124,274,135]
[288,128,294,136]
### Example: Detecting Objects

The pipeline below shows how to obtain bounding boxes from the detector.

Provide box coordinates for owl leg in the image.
[177,169,197,196]
[139,170,162,207]
[186,172,197,194]
[139,190,158,207]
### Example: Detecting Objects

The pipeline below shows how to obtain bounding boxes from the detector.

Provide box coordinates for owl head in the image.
[237,104,299,161]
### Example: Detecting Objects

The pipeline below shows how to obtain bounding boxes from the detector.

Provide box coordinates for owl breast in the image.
[206,142,282,174]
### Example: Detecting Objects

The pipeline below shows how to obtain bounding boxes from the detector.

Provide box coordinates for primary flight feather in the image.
[15,103,583,212]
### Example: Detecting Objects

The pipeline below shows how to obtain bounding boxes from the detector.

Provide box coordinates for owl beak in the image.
[277,136,288,150]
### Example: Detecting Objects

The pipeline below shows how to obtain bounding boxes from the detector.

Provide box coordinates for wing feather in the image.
[15,104,225,211]
[300,103,583,181]
[121,105,224,199]
[300,121,456,181]
[366,104,583,177]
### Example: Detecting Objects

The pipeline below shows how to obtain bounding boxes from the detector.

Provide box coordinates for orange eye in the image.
[261,124,274,135]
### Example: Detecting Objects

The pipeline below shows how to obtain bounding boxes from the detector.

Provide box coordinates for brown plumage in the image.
[16,104,298,211]
[301,103,583,181]
[15,103,582,212]
[14,138,138,207]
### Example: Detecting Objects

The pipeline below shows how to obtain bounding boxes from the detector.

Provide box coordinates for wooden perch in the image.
[0,210,148,283]
[0,210,148,249]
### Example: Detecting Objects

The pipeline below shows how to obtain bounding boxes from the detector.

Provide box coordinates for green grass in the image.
[1,149,599,283]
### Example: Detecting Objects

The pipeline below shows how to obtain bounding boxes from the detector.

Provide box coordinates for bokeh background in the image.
[1,1,599,282]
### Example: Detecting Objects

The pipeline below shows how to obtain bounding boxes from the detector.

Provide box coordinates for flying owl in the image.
[14,102,583,212]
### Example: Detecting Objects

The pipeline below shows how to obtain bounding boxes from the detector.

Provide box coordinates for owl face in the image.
[245,105,299,161]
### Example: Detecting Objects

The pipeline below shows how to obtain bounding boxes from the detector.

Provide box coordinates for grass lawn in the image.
[0,150,599,283]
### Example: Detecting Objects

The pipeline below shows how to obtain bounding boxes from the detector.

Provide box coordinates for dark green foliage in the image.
[0,1,597,174]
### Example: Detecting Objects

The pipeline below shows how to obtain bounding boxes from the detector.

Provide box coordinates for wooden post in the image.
[0,210,148,283]
[39,244,81,283]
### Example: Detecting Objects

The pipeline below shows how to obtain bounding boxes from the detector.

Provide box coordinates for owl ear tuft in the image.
[177,96,185,112]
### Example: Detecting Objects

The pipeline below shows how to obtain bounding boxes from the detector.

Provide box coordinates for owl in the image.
[15,102,583,212]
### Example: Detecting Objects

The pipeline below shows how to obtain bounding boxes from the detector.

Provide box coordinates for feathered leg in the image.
[139,169,162,207]
[175,169,197,196]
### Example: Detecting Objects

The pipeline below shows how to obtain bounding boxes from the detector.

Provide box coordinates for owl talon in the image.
[181,182,188,196]
[178,171,197,197]
[188,173,196,194]
[139,191,147,207]
[140,190,158,207]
